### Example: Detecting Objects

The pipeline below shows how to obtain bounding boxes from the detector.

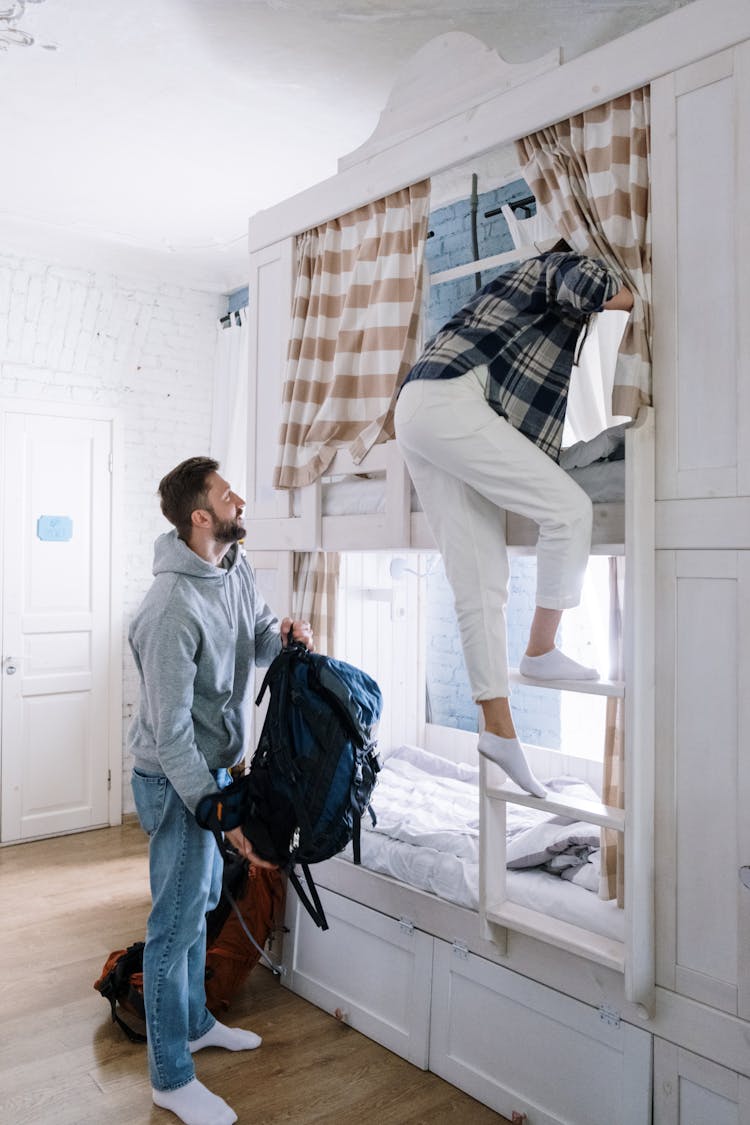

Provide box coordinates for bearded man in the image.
[127,456,313,1125]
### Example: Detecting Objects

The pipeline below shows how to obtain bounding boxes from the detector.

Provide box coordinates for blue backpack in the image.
[197,639,382,930]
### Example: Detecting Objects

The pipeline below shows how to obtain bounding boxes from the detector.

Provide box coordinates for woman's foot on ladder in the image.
[477,732,546,798]
[519,648,599,682]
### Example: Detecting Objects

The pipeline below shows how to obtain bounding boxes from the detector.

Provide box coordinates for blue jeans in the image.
[131,767,228,1091]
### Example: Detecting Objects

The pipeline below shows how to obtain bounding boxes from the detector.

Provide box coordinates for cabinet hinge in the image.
[599,1002,621,1028]
[107,769,112,792]
[398,916,414,935]
[108,452,113,474]
[452,940,469,960]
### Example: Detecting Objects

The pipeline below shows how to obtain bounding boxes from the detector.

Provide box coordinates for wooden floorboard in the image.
[0,822,508,1124]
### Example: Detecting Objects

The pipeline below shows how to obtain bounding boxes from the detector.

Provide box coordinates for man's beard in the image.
[210,514,245,543]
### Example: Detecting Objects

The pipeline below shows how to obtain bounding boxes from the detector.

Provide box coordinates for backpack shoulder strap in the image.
[288,863,329,931]
[351,812,361,865]
[351,805,378,865]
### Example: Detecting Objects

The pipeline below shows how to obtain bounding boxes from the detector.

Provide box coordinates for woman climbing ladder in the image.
[394,250,633,797]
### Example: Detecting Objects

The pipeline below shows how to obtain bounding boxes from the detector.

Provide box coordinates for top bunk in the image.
[246,158,652,554]
[243,7,743,554]
[248,418,642,555]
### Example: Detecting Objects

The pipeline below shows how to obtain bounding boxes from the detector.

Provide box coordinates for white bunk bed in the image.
[246,4,750,1121]
[246,36,653,1125]
[256,297,651,1122]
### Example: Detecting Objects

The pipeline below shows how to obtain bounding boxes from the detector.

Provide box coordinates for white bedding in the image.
[339,744,624,942]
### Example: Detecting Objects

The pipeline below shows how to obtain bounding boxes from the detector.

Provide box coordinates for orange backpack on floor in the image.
[94,854,285,1040]
[204,860,285,1015]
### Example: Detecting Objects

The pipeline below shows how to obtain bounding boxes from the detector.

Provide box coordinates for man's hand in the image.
[224,825,278,869]
[280,617,314,651]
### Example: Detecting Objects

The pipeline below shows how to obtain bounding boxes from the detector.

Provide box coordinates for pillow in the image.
[559,423,629,470]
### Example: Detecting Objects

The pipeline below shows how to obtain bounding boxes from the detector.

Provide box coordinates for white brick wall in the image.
[0,250,224,814]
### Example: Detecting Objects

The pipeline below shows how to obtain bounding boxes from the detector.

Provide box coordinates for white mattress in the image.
[339,743,624,943]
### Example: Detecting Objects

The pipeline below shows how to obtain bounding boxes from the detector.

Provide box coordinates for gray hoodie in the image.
[127,529,281,813]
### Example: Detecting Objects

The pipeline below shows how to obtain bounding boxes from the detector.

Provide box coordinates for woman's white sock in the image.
[152,1078,237,1125]
[477,732,546,798]
[519,648,599,681]
[189,1020,262,1053]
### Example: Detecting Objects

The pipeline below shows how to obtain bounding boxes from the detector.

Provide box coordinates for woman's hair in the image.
[158,456,219,540]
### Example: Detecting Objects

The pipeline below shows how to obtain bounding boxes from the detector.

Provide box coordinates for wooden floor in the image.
[0,821,508,1124]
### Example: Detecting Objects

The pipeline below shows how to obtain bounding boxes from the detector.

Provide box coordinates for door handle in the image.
[4,658,18,676]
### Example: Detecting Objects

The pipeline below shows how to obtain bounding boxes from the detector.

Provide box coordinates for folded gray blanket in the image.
[506,818,600,877]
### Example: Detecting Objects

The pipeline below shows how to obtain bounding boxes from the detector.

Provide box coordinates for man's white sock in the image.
[152,1078,237,1125]
[477,732,546,798]
[520,648,599,681]
[189,1020,262,1053]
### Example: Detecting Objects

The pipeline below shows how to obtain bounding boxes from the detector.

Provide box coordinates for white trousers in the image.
[394,368,592,701]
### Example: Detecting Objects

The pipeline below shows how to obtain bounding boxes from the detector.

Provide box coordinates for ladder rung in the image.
[509,669,625,697]
[484,900,625,972]
[486,783,625,831]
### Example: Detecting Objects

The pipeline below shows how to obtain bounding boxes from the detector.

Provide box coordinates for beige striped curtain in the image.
[293,552,340,657]
[274,181,431,490]
[600,556,625,905]
[515,87,651,419]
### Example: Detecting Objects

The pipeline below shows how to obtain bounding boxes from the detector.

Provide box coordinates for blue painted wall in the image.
[425,179,535,337]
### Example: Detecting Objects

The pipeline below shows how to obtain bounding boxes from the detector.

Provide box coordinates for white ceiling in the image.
[1,0,691,292]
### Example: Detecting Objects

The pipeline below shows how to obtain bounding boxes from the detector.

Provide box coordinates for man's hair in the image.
[158,456,219,540]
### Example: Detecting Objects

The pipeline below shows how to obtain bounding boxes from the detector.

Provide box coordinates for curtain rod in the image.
[485,194,536,219]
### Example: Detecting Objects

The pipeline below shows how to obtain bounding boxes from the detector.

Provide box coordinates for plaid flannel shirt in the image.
[404,252,622,461]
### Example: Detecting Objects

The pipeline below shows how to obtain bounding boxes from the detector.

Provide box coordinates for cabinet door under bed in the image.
[429,938,652,1125]
[281,886,433,1067]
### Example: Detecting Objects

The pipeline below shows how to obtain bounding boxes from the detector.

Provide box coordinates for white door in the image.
[1,406,115,841]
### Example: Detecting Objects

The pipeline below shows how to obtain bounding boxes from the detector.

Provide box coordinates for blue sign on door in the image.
[37,516,73,542]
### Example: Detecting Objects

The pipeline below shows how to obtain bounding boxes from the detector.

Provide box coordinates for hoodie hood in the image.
[152,528,242,580]
[128,528,281,814]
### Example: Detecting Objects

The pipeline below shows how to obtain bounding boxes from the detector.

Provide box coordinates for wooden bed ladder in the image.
[478,407,655,1017]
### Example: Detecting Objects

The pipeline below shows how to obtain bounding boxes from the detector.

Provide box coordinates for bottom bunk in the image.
[280,743,650,1124]
[332,743,623,945]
